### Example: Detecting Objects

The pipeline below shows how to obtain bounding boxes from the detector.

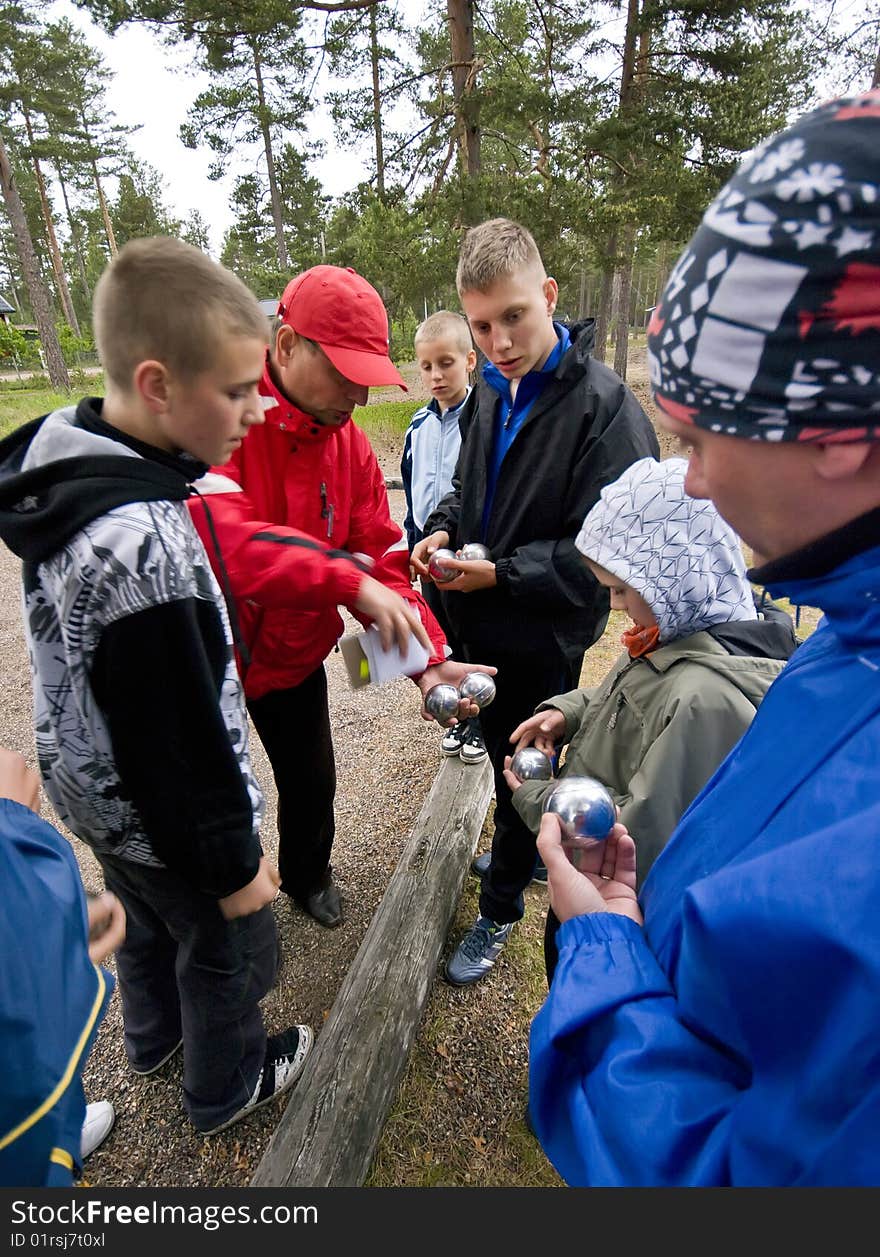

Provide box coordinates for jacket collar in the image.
[749,505,880,586]
[750,507,880,648]
[260,355,340,445]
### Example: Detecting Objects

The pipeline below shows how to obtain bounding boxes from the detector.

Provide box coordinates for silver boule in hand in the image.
[543,776,615,847]
[427,548,459,583]
[457,542,491,562]
[510,747,553,781]
[458,672,496,710]
[424,683,461,723]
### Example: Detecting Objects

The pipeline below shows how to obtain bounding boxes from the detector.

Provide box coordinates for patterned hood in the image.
[0,400,204,563]
[647,88,880,443]
[575,457,756,642]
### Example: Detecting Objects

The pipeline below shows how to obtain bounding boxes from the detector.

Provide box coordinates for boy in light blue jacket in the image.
[401,311,485,763]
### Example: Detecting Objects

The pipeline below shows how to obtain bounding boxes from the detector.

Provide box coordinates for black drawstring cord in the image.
[189,485,251,670]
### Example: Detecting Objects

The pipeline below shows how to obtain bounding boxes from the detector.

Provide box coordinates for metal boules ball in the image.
[424,683,461,723]
[457,542,492,562]
[427,548,459,584]
[542,776,615,847]
[458,672,496,710]
[510,747,553,781]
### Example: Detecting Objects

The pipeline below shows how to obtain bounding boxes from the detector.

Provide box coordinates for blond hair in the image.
[93,236,268,390]
[456,218,546,294]
[414,309,473,356]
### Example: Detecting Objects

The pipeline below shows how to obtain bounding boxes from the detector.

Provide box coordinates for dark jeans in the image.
[97,851,279,1132]
[247,665,336,902]
[420,577,465,660]
[468,647,582,926]
[544,906,562,986]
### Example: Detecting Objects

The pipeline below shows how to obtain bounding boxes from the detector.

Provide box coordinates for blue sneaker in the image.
[445,915,514,985]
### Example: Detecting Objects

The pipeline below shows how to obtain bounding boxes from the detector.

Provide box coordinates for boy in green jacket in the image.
[502,456,797,980]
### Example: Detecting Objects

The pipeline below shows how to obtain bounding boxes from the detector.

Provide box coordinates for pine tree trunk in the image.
[370,4,385,202]
[80,108,118,258]
[252,42,289,272]
[593,231,617,363]
[21,107,80,336]
[90,158,118,257]
[0,129,69,389]
[612,224,636,380]
[1,238,25,314]
[447,0,481,179]
[56,164,91,305]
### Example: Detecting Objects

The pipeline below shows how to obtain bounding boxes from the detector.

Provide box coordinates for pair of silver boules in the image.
[428,542,491,583]
[425,672,497,722]
[542,776,615,847]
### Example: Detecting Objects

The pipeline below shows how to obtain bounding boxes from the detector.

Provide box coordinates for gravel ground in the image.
[0,350,671,1188]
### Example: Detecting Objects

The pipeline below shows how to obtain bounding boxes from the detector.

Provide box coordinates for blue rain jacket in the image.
[530,540,880,1186]
[0,799,113,1186]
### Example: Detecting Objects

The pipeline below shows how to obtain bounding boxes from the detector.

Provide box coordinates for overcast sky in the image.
[49,0,372,255]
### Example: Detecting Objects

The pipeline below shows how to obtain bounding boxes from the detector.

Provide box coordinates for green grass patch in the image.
[353,398,420,445]
[0,373,104,440]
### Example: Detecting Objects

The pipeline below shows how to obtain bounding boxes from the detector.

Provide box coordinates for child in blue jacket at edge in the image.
[529,90,880,1187]
[0,748,124,1186]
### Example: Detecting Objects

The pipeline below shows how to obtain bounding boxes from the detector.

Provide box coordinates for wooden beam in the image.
[250,753,494,1187]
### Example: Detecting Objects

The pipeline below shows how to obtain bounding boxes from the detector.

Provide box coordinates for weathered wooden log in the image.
[250,753,494,1187]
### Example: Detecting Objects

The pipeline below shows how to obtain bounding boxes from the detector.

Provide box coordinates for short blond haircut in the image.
[93,236,269,390]
[414,310,473,356]
[456,218,546,294]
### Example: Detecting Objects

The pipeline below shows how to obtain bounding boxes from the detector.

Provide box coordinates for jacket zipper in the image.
[320,482,334,539]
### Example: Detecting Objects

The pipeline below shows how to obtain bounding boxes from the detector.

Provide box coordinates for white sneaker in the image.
[440,720,469,756]
[459,724,488,764]
[198,1025,313,1136]
[81,1100,115,1160]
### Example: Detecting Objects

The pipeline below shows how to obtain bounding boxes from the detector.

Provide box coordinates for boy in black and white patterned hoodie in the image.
[0,237,313,1136]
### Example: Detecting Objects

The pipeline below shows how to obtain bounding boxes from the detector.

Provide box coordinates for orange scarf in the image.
[621,622,660,658]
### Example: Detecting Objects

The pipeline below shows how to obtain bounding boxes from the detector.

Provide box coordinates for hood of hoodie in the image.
[575,456,757,643]
[0,399,206,564]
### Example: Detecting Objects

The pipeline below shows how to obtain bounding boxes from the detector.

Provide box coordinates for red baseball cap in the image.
[277,265,407,391]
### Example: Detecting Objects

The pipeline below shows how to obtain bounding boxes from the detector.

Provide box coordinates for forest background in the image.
[1,0,878,390]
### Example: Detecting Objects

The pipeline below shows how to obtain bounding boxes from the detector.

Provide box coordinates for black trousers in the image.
[467,646,581,926]
[247,664,336,902]
[98,851,279,1132]
[420,577,465,659]
[544,907,562,986]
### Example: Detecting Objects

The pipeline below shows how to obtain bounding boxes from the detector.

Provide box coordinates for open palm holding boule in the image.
[537,813,641,925]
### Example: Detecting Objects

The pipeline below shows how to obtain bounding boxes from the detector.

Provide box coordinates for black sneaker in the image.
[459,723,488,765]
[445,916,513,985]
[199,1025,313,1136]
[440,720,470,756]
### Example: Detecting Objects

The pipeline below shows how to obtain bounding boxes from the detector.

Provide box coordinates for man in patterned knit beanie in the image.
[528,89,880,1186]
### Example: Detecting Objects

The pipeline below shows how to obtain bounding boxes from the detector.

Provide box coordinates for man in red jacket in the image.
[188,265,490,927]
